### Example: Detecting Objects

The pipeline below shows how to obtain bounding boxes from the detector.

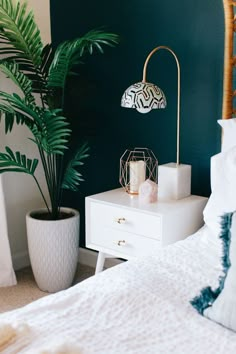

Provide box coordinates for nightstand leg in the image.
[95,252,106,274]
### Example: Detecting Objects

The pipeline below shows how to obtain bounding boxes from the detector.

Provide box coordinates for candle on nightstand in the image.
[129,160,146,194]
[158,163,191,200]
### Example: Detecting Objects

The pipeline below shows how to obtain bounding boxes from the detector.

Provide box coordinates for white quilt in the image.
[1,226,236,354]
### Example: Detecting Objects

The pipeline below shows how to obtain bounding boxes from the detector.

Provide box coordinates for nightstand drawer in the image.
[90,202,161,240]
[90,226,161,258]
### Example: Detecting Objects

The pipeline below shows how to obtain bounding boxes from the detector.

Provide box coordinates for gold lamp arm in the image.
[142,46,181,166]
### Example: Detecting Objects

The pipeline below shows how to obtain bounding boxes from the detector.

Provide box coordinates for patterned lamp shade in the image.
[121,81,167,114]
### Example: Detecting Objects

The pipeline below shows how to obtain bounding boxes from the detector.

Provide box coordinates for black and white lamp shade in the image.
[121,81,167,113]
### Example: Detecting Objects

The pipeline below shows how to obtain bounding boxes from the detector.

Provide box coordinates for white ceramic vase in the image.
[26,207,80,293]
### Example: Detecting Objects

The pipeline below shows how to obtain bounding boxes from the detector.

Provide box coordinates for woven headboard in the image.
[223,0,236,119]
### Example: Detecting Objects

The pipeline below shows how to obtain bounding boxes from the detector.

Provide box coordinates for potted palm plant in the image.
[0,0,119,292]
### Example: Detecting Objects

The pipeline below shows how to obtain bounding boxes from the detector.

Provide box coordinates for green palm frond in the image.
[0,60,35,105]
[27,44,54,95]
[0,91,41,124]
[0,92,71,154]
[0,146,38,175]
[30,109,71,155]
[40,44,54,78]
[0,94,37,134]
[47,30,119,89]
[77,29,119,56]
[3,111,32,133]
[62,143,89,191]
[0,0,119,218]
[0,0,43,70]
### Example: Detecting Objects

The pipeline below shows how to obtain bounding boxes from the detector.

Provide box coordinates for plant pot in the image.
[26,207,80,293]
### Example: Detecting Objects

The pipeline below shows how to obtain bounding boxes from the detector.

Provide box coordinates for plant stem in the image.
[54,83,67,215]
[37,145,53,213]
[33,175,50,213]
[56,154,64,212]
[48,153,58,219]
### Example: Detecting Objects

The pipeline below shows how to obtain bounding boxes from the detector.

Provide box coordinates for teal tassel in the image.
[190,212,233,314]
[190,286,220,314]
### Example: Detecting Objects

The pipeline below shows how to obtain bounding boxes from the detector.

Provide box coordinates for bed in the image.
[1,1,236,353]
[0,228,235,354]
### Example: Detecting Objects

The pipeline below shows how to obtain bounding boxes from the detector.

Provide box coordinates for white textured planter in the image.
[26,207,80,293]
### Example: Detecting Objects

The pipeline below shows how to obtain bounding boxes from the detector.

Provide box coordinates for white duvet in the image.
[1,226,236,354]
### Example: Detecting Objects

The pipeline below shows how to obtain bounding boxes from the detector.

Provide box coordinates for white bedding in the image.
[1,226,236,354]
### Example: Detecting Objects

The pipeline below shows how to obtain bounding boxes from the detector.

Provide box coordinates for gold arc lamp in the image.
[121,45,191,200]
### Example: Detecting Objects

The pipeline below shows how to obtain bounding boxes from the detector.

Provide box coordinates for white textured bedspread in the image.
[1,226,236,354]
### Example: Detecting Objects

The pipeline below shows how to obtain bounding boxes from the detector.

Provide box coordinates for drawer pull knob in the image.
[115,217,126,224]
[113,240,126,246]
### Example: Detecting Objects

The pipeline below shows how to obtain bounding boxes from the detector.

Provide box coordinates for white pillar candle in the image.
[129,160,146,194]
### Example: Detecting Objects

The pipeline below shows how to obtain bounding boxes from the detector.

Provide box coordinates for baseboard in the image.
[13,247,123,271]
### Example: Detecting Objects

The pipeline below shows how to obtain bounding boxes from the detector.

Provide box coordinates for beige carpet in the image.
[0,264,94,313]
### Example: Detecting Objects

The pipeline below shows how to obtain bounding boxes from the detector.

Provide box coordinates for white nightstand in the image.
[85,188,208,274]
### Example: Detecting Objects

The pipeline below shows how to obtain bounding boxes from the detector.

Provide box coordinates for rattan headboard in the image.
[223,0,236,119]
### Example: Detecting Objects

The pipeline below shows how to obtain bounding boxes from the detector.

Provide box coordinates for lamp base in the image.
[158,163,192,200]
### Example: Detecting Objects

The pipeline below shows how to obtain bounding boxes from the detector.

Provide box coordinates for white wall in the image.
[28,0,51,44]
[0,0,51,269]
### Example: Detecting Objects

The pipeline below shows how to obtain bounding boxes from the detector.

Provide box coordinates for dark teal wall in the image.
[50,0,224,245]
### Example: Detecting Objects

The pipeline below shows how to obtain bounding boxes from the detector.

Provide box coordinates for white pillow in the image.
[203,146,236,236]
[218,118,236,152]
[204,212,236,330]
[191,211,236,332]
